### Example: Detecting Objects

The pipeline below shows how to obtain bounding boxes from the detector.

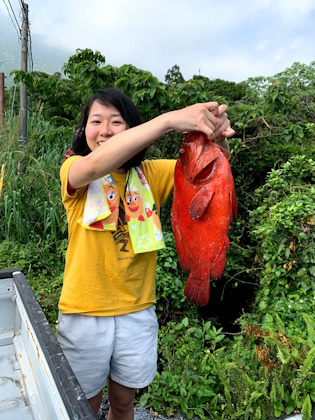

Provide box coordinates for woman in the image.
[58,87,234,419]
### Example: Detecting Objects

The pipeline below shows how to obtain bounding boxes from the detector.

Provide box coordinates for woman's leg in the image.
[107,378,136,420]
[88,389,103,416]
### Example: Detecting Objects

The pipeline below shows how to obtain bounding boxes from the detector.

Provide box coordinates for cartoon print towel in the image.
[78,167,165,254]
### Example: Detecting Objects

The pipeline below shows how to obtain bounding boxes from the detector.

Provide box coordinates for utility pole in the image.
[19,2,28,146]
[0,73,5,126]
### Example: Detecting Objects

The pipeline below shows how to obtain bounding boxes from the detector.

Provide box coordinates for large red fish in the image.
[171,131,237,306]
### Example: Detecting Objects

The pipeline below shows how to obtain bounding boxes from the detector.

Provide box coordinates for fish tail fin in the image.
[184,272,210,306]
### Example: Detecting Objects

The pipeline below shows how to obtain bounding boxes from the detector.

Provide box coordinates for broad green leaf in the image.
[309,266,315,277]
[297,268,307,277]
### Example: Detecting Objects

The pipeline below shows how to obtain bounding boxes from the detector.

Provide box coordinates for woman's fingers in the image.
[173,102,234,141]
[212,104,228,117]
[202,104,232,139]
[222,126,236,138]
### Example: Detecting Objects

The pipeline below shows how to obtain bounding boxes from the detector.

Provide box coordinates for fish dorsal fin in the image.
[189,186,215,220]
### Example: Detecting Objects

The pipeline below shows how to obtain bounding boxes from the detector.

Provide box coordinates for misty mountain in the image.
[0,17,72,87]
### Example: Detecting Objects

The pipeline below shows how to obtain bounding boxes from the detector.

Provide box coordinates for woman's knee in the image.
[108,378,135,411]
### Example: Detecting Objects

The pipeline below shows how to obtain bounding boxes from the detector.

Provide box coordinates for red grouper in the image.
[171,131,237,306]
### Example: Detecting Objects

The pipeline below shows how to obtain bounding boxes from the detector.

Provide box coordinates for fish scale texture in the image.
[171,132,237,306]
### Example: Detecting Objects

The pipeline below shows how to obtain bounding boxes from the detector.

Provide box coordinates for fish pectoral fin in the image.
[189,187,215,220]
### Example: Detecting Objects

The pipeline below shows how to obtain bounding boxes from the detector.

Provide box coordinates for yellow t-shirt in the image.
[58,156,176,316]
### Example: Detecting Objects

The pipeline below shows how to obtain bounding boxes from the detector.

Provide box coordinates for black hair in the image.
[71,87,147,170]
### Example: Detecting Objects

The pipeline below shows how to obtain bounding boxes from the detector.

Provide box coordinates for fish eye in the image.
[133,195,139,202]
[126,195,132,204]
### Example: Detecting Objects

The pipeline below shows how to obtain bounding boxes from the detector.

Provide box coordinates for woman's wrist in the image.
[215,137,227,144]
[215,137,230,152]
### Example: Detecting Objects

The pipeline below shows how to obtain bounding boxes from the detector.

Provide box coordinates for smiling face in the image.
[124,189,144,220]
[85,100,127,152]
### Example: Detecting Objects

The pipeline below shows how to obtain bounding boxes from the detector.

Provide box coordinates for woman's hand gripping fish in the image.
[171,131,237,306]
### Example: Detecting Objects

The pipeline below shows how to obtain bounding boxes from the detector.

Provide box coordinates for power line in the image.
[2,0,34,72]
[7,0,21,30]
[2,0,21,41]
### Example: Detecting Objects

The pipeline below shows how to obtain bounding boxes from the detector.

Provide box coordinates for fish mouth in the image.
[193,160,215,183]
[129,206,139,212]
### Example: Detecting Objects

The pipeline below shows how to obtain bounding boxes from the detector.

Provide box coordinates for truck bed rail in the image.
[0,268,94,419]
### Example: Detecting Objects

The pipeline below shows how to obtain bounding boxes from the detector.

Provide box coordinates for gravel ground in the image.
[97,397,189,420]
[96,397,306,420]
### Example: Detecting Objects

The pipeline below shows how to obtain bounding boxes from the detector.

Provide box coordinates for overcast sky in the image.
[1,0,314,83]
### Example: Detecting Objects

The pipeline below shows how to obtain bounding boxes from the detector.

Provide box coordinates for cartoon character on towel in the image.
[135,167,150,190]
[124,186,145,222]
[102,176,120,227]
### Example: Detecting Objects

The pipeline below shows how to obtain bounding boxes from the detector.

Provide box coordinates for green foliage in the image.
[12,70,80,123]
[138,308,315,419]
[248,155,315,312]
[63,48,108,104]
[165,64,185,85]
[138,317,227,419]
[115,64,168,119]
[155,232,198,323]
[12,48,171,123]
[265,80,297,114]
[273,61,315,93]
[0,115,69,244]
[192,75,247,102]
[0,115,67,330]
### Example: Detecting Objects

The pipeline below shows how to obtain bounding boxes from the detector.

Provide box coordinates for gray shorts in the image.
[57,307,159,399]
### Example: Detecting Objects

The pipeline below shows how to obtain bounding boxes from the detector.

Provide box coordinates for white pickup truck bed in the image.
[0,268,94,419]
